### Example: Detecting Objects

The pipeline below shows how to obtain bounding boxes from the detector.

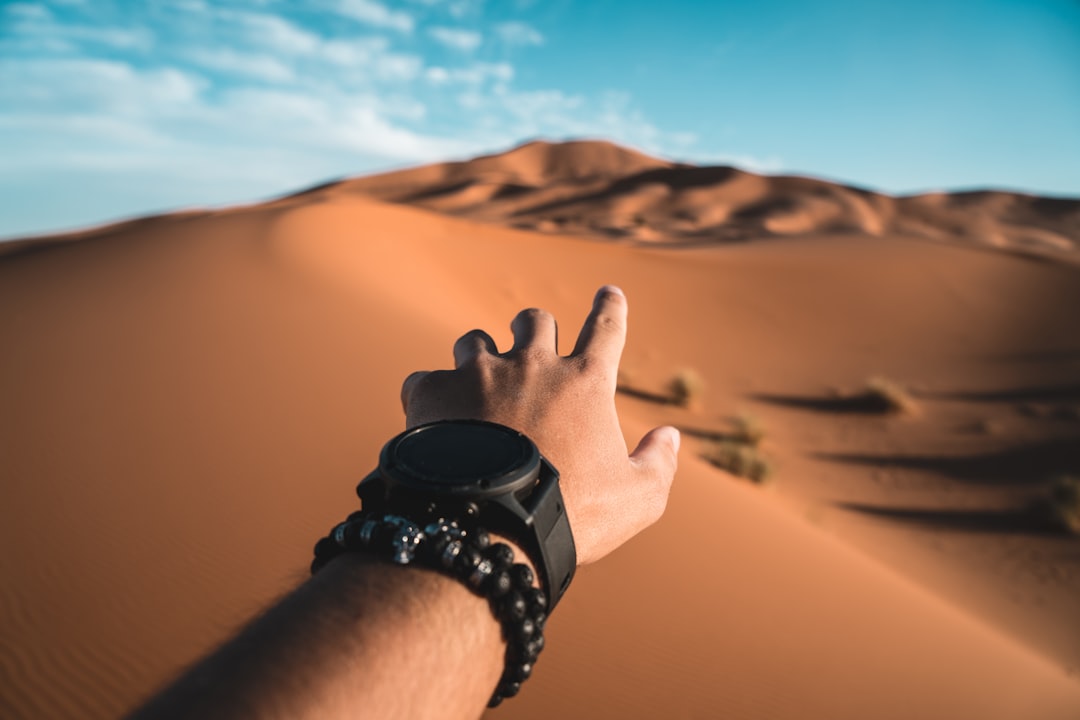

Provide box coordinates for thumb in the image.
[629,425,680,482]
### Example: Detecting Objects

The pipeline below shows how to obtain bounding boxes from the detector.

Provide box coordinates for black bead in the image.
[314,536,337,559]
[501,592,527,621]
[500,681,522,698]
[488,694,503,708]
[511,564,534,589]
[489,543,515,569]
[473,530,491,549]
[511,663,533,682]
[489,569,513,597]
[525,587,547,613]
[516,618,535,643]
[456,547,482,574]
[524,636,544,659]
[533,612,547,630]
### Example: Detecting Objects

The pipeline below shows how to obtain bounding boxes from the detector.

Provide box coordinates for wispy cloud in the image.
[186,48,295,82]
[228,11,322,55]
[493,21,543,47]
[333,0,415,33]
[2,2,154,52]
[425,61,512,85]
[427,26,482,52]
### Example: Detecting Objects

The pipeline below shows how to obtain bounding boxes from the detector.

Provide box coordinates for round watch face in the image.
[382,420,540,497]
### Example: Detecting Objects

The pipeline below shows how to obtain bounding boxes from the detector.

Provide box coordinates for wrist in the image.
[312,510,549,706]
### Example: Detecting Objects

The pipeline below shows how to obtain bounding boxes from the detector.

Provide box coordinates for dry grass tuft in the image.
[1036,476,1080,535]
[667,368,705,408]
[730,414,766,447]
[702,441,773,484]
[862,376,919,415]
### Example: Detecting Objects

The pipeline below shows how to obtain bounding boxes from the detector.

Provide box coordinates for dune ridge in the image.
[326,139,1080,256]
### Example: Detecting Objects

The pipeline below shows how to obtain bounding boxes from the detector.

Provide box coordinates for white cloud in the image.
[334,0,414,33]
[321,36,391,65]
[373,53,423,81]
[5,3,52,21]
[3,3,154,51]
[230,11,321,54]
[427,26,482,52]
[187,48,295,83]
[493,21,543,47]
[447,0,484,19]
[425,61,512,85]
[0,58,203,111]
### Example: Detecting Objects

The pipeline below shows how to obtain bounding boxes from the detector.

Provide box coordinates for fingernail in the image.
[597,285,624,299]
[669,427,681,453]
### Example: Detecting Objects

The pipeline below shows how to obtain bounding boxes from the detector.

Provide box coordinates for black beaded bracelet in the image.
[311,511,549,707]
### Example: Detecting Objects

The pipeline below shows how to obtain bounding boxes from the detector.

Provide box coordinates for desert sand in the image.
[1,140,1079,719]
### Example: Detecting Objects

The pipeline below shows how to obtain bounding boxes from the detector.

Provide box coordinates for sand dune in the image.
[2,142,1079,718]
[335,140,1080,257]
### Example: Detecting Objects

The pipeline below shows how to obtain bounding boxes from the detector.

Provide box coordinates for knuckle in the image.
[594,313,623,333]
[459,328,489,347]
[521,307,553,321]
[571,354,614,383]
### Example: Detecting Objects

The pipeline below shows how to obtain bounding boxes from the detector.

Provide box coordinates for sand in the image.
[1,141,1078,719]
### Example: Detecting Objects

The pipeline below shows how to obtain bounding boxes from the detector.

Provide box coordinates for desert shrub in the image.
[730,414,766,447]
[667,368,705,408]
[1036,476,1080,535]
[702,441,773,484]
[862,376,919,415]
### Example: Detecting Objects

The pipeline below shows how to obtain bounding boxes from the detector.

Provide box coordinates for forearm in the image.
[128,553,505,720]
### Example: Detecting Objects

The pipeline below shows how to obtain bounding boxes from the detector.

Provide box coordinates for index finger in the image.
[570,285,628,369]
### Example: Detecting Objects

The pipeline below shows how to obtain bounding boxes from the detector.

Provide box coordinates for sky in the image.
[1,0,1078,239]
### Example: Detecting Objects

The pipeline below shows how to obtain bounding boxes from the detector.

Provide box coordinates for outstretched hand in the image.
[400,286,679,565]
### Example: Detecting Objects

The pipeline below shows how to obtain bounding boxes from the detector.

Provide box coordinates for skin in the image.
[128,285,679,720]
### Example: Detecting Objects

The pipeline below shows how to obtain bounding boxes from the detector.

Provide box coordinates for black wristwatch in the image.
[356,419,577,609]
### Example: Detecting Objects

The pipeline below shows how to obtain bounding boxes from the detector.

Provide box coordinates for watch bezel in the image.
[379,420,542,499]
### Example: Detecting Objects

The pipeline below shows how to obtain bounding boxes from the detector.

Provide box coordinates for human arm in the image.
[127,285,679,720]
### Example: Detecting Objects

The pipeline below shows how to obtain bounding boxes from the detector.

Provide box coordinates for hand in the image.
[400,286,680,565]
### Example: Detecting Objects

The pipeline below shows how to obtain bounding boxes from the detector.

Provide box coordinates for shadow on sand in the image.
[919,382,1080,404]
[675,425,745,443]
[751,392,900,415]
[616,384,675,405]
[816,438,1080,487]
[837,502,1058,535]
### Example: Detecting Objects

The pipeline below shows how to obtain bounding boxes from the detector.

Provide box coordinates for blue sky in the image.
[1,0,1078,238]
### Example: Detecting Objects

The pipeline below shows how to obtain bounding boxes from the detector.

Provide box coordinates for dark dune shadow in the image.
[675,425,743,443]
[616,384,673,405]
[986,349,1080,364]
[750,392,899,415]
[282,177,349,199]
[817,438,1080,486]
[511,166,741,218]
[400,179,480,203]
[491,183,537,200]
[922,383,1080,403]
[838,502,1057,535]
